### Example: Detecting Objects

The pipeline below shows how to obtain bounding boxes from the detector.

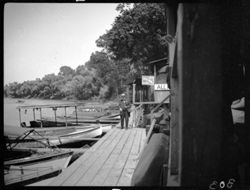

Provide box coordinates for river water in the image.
[4,98,83,128]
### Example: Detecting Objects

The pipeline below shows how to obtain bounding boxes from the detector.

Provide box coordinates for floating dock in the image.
[49,127,146,186]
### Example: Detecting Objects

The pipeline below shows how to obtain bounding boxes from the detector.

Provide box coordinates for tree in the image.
[19,82,32,97]
[5,82,22,98]
[96,3,168,74]
[58,66,75,77]
[75,65,88,76]
[85,51,121,98]
[86,51,112,82]
[69,74,99,100]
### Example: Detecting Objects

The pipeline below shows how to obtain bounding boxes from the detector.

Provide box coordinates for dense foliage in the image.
[4,3,167,100]
[96,3,168,74]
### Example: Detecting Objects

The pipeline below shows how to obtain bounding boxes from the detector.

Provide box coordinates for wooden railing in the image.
[150,94,171,114]
[131,104,144,128]
[138,94,171,158]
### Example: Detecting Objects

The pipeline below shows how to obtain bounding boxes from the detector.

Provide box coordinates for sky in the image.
[4,3,120,85]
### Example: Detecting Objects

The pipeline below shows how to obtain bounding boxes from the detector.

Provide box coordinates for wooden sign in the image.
[142,75,154,86]
[154,83,169,91]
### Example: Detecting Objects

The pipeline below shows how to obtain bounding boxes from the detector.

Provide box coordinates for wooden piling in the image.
[33,108,36,120]
[64,106,68,127]
[39,108,43,128]
[75,106,78,126]
[18,108,22,126]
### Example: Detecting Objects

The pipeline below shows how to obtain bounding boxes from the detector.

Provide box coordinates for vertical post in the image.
[132,83,136,104]
[18,108,22,126]
[154,64,156,102]
[126,86,130,102]
[53,108,57,125]
[39,108,43,128]
[64,106,68,127]
[166,3,179,186]
[33,108,36,120]
[154,64,157,78]
[75,106,78,126]
[39,108,42,120]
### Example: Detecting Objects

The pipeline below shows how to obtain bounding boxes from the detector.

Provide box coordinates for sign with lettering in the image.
[142,75,154,86]
[154,83,169,91]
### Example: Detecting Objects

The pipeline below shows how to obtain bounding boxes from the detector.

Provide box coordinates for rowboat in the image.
[4,128,74,186]
[100,124,114,133]
[5,125,102,148]
[33,126,103,147]
[4,148,73,186]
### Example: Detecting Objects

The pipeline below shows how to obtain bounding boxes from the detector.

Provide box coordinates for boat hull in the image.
[4,151,72,186]
[6,126,102,148]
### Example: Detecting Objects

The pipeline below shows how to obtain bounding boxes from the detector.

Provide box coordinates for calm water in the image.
[4,98,80,127]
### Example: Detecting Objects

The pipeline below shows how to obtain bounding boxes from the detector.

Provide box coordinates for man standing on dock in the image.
[119,93,130,129]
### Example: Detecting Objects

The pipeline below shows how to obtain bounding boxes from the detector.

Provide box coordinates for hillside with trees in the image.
[4,3,168,101]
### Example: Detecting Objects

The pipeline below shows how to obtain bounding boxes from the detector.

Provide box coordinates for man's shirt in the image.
[119,99,130,111]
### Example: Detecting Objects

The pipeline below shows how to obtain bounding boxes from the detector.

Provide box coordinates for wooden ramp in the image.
[49,127,146,186]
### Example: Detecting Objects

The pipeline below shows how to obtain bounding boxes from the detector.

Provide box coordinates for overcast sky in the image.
[4,3,119,85]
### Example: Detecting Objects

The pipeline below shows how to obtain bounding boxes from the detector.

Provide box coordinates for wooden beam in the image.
[132,83,136,104]
[16,103,86,110]
[151,94,171,114]
[53,108,57,124]
[75,106,78,126]
[18,109,21,126]
[166,3,180,186]
[33,108,36,120]
[64,107,68,127]
[39,108,43,128]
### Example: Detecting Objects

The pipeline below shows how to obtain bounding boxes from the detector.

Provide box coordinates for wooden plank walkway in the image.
[49,127,146,186]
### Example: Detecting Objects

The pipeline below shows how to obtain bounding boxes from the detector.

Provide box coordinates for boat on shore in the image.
[4,129,74,186]
[4,147,73,186]
[5,125,102,148]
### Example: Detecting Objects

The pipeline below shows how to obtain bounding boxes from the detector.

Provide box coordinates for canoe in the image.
[4,150,73,186]
[37,126,103,147]
[5,125,103,148]
[4,149,73,166]
[100,124,113,133]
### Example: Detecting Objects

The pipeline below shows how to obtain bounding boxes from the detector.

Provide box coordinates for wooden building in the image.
[165,2,248,187]
[149,58,170,104]
[127,57,170,105]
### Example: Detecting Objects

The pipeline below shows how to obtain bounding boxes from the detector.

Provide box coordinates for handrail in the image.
[151,93,171,114]
[145,118,156,144]
[139,93,171,154]
[16,103,86,109]
[132,104,144,128]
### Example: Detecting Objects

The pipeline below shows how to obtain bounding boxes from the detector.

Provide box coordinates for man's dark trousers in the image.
[120,110,129,129]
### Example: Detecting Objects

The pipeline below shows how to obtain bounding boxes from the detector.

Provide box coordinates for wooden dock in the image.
[49,127,146,186]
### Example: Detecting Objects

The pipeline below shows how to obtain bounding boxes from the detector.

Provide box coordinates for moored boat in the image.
[100,124,114,133]
[5,125,102,148]
[4,150,73,186]
[4,128,74,186]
